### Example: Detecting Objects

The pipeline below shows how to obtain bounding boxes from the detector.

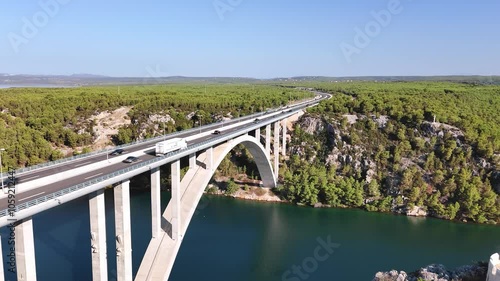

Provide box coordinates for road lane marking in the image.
[74,161,92,167]
[84,173,103,180]
[23,175,40,181]
[19,192,46,202]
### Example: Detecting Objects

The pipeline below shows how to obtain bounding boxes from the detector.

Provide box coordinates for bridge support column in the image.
[265,124,271,158]
[206,147,214,172]
[255,128,261,143]
[15,217,37,281]
[171,160,181,241]
[282,118,287,156]
[151,167,161,239]
[89,190,107,281]
[189,153,196,170]
[273,122,280,175]
[0,235,4,281]
[114,180,132,281]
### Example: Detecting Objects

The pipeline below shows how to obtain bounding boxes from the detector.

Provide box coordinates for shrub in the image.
[225,180,239,195]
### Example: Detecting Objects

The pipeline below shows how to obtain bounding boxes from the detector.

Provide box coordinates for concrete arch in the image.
[136,134,277,281]
[209,134,277,188]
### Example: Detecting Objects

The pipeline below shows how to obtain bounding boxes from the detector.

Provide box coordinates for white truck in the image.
[155,138,187,156]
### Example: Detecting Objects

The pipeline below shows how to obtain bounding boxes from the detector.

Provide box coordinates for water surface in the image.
[1,190,498,280]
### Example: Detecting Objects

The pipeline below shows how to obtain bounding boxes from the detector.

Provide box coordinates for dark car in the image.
[123,156,139,163]
[2,177,19,188]
[213,130,221,135]
[110,149,124,156]
[254,118,260,123]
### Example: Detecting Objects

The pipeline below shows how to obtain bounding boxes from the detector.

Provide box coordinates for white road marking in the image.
[84,173,103,180]
[23,175,40,181]
[74,161,92,167]
[19,192,46,202]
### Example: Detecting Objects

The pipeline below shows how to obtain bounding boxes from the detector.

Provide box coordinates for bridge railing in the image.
[0,96,320,218]
[0,134,229,217]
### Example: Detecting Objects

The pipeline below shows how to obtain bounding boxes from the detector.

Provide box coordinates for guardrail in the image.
[0,99,320,218]
[0,136,219,217]
[3,109,276,177]
[3,93,319,178]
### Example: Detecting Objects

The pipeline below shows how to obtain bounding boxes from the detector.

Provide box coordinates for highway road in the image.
[0,109,269,186]
[0,91,330,211]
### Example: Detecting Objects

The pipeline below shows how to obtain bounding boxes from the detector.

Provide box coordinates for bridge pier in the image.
[114,180,132,281]
[255,128,261,143]
[171,160,181,241]
[15,217,37,281]
[189,153,196,170]
[273,122,280,175]
[282,118,287,156]
[206,147,214,172]
[89,190,108,281]
[150,167,161,239]
[265,124,271,158]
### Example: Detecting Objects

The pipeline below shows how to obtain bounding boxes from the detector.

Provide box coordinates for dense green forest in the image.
[0,84,310,169]
[276,81,499,224]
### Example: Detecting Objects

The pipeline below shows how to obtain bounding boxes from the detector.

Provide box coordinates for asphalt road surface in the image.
[0,92,329,210]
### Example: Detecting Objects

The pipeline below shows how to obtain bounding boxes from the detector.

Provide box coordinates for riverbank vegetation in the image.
[277,81,499,224]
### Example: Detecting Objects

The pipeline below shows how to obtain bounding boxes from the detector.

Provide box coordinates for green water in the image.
[1,190,499,280]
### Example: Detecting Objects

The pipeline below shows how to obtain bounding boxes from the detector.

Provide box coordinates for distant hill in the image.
[0,74,499,87]
[272,75,500,84]
[69,73,109,78]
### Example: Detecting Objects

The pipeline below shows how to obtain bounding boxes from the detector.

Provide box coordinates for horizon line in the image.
[1,73,499,80]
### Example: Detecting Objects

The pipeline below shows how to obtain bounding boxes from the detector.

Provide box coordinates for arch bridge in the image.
[0,92,328,281]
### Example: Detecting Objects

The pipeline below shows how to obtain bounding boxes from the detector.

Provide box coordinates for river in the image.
[1,189,499,281]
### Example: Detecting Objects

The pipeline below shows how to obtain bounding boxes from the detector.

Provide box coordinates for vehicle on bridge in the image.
[155,138,187,156]
[1,177,19,188]
[109,148,124,156]
[123,156,140,163]
[213,130,221,135]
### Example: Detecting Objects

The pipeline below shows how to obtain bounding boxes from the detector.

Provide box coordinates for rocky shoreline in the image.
[207,183,284,203]
[372,262,488,281]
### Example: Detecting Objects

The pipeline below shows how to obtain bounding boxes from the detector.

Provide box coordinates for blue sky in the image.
[1,0,499,78]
